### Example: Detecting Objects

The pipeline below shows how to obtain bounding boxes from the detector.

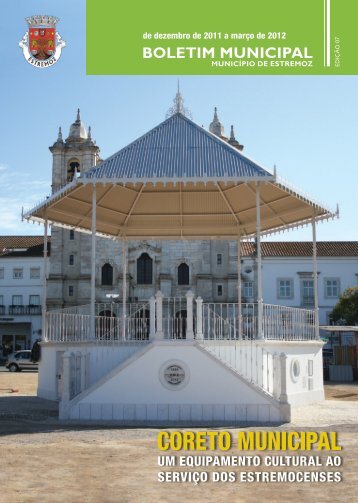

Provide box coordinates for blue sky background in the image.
[0,0,357,241]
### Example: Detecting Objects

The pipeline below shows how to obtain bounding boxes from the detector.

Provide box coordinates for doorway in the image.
[174,310,187,339]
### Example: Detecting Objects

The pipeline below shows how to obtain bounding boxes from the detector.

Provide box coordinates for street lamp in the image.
[106,293,119,317]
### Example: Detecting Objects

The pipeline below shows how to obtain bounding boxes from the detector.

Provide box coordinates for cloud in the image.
[0,169,50,234]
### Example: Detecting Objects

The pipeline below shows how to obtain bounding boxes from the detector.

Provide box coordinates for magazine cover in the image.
[0,0,357,501]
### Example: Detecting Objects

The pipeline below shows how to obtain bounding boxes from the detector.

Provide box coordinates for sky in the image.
[0,0,357,241]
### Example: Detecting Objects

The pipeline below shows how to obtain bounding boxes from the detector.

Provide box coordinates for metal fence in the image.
[45,299,316,343]
[202,302,315,341]
[46,302,150,342]
[197,339,276,397]
[162,297,188,339]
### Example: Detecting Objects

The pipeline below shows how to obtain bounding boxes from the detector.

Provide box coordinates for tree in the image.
[330,286,358,325]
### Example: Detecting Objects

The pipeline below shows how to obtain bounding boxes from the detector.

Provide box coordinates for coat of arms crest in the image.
[19,15,66,68]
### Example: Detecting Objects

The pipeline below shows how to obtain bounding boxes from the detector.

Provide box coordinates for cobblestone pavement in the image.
[0,371,357,502]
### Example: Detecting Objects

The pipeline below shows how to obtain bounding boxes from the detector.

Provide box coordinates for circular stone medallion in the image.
[164,364,185,385]
[159,360,190,390]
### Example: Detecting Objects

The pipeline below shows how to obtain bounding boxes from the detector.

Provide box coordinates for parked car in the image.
[5,350,39,372]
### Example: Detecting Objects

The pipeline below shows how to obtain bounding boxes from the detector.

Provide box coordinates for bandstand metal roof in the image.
[24,113,336,240]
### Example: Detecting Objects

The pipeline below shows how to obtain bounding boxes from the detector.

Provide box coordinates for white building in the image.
[23,95,347,424]
[0,236,48,357]
[243,241,358,326]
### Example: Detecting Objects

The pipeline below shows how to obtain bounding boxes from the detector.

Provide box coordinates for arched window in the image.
[67,159,80,182]
[137,253,152,285]
[178,263,189,285]
[101,263,113,286]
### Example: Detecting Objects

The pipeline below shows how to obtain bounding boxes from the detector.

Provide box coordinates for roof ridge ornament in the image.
[209,107,225,137]
[166,81,192,118]
[66,109,88,142]
[228,123,244,151]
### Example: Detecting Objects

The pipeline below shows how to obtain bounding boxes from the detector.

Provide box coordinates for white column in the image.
[195,296,203,339]
[186,290,194,340]
[155,290,164,339]
[237,234,242,339]
[312,215,320,340]
[149,296,156,340]
[90,184,96,338]
[256,183,264,339]
[121,238,127,340]
[42,214,48,340]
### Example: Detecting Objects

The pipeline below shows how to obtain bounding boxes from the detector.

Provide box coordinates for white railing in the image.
[201,302,315,341]
[163,316,187,339]
[45,298,316,343]
[50,304,91,315]
[263,304,315,340]
[45,312,149,343]
[162,297,188,339]
[50,302,148,318]
[197,339,276,397]
[202,302,258,340]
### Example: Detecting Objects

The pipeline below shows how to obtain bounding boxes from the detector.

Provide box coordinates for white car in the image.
[5,350,38,372]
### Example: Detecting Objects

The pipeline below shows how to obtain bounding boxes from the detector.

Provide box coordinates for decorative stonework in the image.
[159,360,190,391]
[164,365,185,385]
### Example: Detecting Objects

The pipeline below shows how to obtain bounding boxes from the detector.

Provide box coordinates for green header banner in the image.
[87,0,357,75]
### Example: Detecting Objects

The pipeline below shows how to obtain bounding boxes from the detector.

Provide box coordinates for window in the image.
[137,253,153,285]
[29,295,40,306]
[244,281,254,298]
[0,268,4,279]
[12,295,23,305]
[278,279,293,299]
[69,254,74,266]
[68,286,74,297]
[67,159,80,182]
[217,253,222,266]
[301,279,314,306]
[69,229,75,240]
[101,263,113,286]
[217,284,223,297]
[30,267,41,279]
[0,295,3,305]
[13,268,23,279]
[324,278,340,298]
[178,263,189,285]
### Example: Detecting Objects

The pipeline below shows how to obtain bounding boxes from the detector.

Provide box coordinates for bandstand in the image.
[24,107,336,424]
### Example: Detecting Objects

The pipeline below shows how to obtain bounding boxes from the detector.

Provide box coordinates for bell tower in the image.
[48,110,101,309]
[49,109,100,192]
